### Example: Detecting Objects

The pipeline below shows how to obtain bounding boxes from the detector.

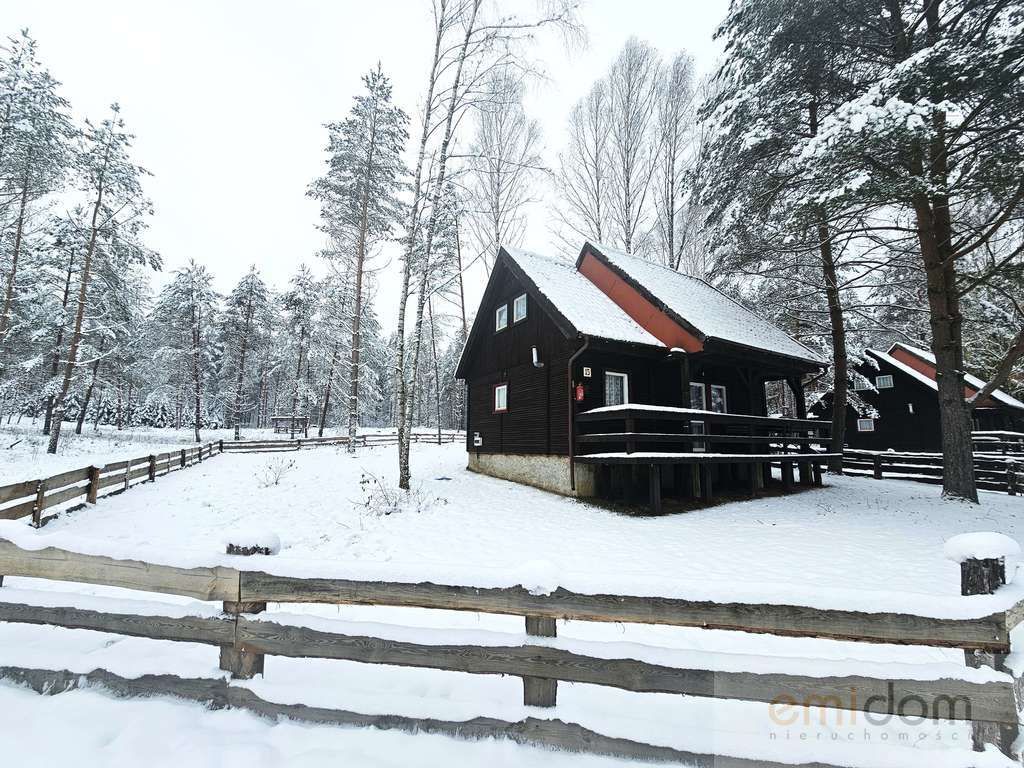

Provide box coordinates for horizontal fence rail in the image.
[843,449,1022,496]
[0,539,1022,760]
[0,441,222,526]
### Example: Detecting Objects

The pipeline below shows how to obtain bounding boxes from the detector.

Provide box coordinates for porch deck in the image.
[573,405,835,513]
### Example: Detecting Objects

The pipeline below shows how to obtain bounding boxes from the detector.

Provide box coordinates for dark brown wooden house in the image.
[810,342,1024,452]
[456,242,837,511]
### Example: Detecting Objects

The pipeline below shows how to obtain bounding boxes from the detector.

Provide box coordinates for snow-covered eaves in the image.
[582,243,824,367]
[886,343,1024,411]
[502,248,663,348]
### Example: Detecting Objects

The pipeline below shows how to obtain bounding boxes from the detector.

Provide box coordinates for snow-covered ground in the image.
[1,437,1022,767]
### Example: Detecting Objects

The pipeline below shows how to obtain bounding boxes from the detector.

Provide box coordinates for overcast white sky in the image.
[5,0,727,320]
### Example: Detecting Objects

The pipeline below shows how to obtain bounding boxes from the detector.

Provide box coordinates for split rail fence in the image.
[843,449,1022,496]
[0,539,1021,764]
[0,431,464,526]
[0,441,223,527]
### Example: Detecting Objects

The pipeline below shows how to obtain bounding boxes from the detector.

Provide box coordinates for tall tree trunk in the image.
[47,139,112,454]
[289,326,306,439]
[43,248,76,435]
[76,339,103,435]
[395,1,452,487]
[231,291,255,441]
[319,342,340,438]
[0,163,31,347]
[428,299,442,444]
[400,0,481,488]
[190,297,203,443]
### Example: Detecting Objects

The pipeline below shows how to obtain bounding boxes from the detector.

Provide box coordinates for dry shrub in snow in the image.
[255,457,296,488]
[356,471,446,516]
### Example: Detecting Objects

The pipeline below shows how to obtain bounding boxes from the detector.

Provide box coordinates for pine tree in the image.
[47,104,154,454]
[310,65,408,452]
[222,266,270,439]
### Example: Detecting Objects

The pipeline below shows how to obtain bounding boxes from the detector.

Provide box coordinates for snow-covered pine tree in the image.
[281,265,318,439]
[47,104,154,454]
[0,30,74,350]
[310,64,408,452]
[221,266,271,439]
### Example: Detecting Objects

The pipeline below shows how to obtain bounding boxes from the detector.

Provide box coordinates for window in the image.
[605,371,629,406]
[689,382,706,410]
[513,293,527,323]
[495,304,508,332]
[856,418,875,432]
[875,374,894,389]
[710,384,728,414]
[493,383,508,413]
[690,420,706,452]
[853,379,870,391]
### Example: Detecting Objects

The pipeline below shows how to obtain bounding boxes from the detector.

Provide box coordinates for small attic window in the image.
[513,293,527,323]
[495,304,508,332]
[876,374,894,389]
[857,418,875,432]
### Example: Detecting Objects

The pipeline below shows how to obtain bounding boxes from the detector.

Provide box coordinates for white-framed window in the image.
[690,420,706,452]
[856,418,875,432]
[853,378,870,391]
[513,293,527,323]
[605,371,629,406]
[875,374,894,389]
[689,382,706,410]
[493,383,508,413]
[710,384,728,414]
[495,304,508,332]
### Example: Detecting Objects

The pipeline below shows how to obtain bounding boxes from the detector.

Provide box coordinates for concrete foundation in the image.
[466,452,596,498]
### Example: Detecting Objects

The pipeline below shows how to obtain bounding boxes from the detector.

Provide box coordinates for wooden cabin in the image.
[811,342,1024,452]
[455,242,836,511]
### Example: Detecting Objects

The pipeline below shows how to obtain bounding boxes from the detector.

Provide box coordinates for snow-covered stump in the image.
[219,534,279,681]
[946,532,1022,758]
[523,615,557,707]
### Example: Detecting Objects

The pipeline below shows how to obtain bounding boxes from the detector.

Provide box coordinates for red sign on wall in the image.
[575,383,585,402]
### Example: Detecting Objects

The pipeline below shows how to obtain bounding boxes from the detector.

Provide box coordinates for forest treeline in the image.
[1,0,1022,502]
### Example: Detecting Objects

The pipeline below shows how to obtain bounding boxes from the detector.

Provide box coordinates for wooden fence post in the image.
[180,449,186,469]
[147,455,156,482]
[86,466,100,504]
[219,439,224,453]
[220,543,267,680]
[872,455,883,480]
[523,615,557,707]
[959,553,1019,757]
[1008,462,1019,497]
[123,462,131,491]
[30,479,45,528]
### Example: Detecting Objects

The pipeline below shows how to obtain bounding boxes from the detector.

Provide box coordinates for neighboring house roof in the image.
[502,248,663,348]
[579,242,824,366]
[885,343,1024,411]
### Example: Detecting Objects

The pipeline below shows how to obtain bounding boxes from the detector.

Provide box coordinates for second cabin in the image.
[455,242,837,512]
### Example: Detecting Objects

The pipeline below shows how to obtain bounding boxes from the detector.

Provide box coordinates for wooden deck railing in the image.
[0,538,1020,763]
[973,430,1024,456]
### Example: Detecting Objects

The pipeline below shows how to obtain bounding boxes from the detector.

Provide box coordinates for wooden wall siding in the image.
[465,263,575,455]
[577,252,703,352]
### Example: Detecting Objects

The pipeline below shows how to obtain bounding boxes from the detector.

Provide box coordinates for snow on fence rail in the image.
[843,449,1023,496]
[219,430,462,453]
[0,538,1021,762]
[0,441,223,527]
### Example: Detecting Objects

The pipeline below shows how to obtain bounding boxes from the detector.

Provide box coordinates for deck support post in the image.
[812,462,823,487]
[748,464,759,497]
[648,465,662,514]
[961,556,1018,758]
[781,461,793,491]
[798,461,812,486]
[523,616,557,707]
[699,466,713,501]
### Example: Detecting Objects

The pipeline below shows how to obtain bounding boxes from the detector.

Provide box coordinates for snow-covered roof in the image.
[503,248,663,348]
[886,343,1024,411]
[585,243,824,365]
